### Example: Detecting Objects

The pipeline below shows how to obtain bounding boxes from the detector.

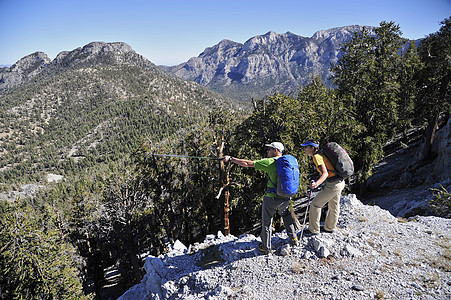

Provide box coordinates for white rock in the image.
[280,244,291,256]
[205,234,215,241]
[172,240,187,253]
[310,236,323,252]
[319,246,330,258]
[342,244,363,257]
[120,193,451,300]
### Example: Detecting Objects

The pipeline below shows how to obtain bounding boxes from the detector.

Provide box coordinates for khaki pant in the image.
[308,180,345,234]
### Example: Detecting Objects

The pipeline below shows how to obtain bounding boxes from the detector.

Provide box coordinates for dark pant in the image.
[260,196,297,251]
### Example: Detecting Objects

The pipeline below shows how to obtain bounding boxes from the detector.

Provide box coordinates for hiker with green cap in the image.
[221,142,299,254]
[301,140,345,236]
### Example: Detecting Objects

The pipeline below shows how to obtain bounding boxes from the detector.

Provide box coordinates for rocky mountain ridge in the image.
[164,25,378,100]
[0,42,170,92]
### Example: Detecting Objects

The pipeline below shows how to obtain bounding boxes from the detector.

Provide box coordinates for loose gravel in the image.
[120,194,451,300]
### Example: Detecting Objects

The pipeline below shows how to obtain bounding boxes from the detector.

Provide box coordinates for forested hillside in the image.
[1,19,450,300]
[0,42,244,188]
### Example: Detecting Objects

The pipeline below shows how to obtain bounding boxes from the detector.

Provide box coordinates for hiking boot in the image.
[302,228,318,237]
[290,237,299,247]
[258,243,271,255]
[320,226,334,233]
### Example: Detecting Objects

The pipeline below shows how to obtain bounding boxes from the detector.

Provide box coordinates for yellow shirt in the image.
[312,154,336,178]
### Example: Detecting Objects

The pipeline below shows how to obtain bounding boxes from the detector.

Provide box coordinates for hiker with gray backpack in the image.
[301,140,354,237]
[221,142,300,254]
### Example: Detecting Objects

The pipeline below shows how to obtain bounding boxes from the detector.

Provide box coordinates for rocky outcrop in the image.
[119,194,451,299]
[49,41,153,69]
[164,26,378,100]
[364,118,451,217]
[0,52,50,91]
[433,117,451,182]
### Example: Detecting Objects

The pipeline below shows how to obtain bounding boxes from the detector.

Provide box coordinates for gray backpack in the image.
[321,142,354,179]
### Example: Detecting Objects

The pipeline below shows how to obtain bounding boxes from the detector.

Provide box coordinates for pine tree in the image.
[397,41,423,136]
[416,17,451,160]
[0,199,91,300]
[331,21,408,183]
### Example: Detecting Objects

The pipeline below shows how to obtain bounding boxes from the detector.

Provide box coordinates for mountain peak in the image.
[166,25,374,100]
[312,25,376,41]
[0,52,51,91]
[0,42,154,91]
[199,39,242,58]
[263,30,280,38]
[59,41,138,66]
[11,51,51,71]
[80,41,134,55]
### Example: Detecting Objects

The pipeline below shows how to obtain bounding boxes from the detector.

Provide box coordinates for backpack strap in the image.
[266,157,279,194]
[320,153,339,178]
[267,177,277,194]
[326,168,337,175]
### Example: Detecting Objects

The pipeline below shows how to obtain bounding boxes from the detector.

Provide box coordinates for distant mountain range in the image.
[163,25,378,100]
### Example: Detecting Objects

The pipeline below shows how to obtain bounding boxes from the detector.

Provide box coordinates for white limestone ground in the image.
[120,195,451,300]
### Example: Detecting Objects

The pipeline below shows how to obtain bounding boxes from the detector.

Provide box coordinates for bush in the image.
[429,185,451,218]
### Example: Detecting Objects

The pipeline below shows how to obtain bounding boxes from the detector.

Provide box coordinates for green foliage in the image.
[135,111,238,242]
[397,41,423,134]
[231,77,359,189]
[416,17,451,159]
[331,21,414,182]
[0,199,91,300]
[0,61,244,187]
[417,17,451,124]
[296,76,362,147]
[429,185,451,218]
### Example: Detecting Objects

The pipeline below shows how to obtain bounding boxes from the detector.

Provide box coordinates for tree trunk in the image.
[219,139,230,235]
[422,112,440,160]
[125,223,142,283]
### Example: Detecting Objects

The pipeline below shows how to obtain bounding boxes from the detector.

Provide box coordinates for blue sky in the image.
[1,0,450,66]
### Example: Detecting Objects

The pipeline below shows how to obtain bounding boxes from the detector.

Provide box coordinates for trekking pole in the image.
[299,180,314,240]
[148,153,221,160]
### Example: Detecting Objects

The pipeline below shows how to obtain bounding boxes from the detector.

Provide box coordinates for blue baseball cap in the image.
[301,140,319,148]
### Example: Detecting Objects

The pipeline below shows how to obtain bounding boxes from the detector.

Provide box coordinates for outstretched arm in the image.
[222,156,255,168]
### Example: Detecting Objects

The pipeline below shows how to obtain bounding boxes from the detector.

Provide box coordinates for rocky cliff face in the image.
[364,118,451,217]
[0,52,51,91]
[164,26,377,100]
